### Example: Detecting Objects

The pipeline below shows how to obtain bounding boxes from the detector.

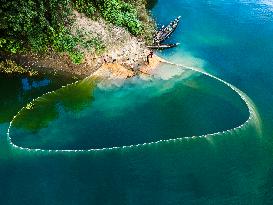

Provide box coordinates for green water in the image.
[8,65,250,150]
[1,0,273,204]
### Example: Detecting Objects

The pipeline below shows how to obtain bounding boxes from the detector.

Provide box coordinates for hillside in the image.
[0,0,156,76]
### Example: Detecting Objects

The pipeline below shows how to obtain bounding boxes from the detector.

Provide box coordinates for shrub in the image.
[0,0,71,53]
[81,37,105,54]
[0,60,38,75]
[68,51,84,64]
[99,0,142,35]
[73,0,97,17]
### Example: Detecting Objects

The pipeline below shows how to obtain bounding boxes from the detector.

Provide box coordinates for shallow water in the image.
[9,66,249,150]
[1,0,273,204]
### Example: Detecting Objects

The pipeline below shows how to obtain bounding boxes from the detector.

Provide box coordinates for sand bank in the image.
[92,54,166,80]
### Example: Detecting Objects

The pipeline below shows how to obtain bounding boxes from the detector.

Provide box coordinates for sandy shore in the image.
[139,55,168,74]
[92,54,166,79]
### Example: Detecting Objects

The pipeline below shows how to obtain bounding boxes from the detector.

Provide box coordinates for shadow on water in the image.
[12,76,97,132]
[0,73,74,124]
[146,0,158,10]
[0,71,75,159]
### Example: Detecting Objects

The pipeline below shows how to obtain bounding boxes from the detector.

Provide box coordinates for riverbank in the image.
[0,0,159,80]
[92,54,166,79]
[0,8,157,79]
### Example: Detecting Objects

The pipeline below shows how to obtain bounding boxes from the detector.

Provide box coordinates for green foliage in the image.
[99,0,142,35]
[0,60,38,75]
[68,51,84,64]
[0,38,23,53]
[72,0,143,35]
[73,0,97,17]
[0,0,72,53]
[51,28,77,52]
[81,37,105,54]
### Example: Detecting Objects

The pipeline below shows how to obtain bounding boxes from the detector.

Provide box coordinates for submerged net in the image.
[7,64,261,153]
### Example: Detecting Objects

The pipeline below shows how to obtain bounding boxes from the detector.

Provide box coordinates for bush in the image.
[81,37,105,54]
[0,60,38,75]
[68,51,84,64]
[99,0,142,35]
[0,38,23,53]
[0,0,71,53]
[73,0,97,17]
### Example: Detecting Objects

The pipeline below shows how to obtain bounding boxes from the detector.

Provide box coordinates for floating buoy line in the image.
[6,62,262,154]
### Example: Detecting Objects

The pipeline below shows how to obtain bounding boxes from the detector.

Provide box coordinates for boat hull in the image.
[147,43,180,50]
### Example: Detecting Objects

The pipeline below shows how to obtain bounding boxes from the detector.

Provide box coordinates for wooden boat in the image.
[153,16,181,44]
[147,43,180,50]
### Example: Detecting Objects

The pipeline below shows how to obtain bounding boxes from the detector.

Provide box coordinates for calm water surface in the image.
[1,0,273,204]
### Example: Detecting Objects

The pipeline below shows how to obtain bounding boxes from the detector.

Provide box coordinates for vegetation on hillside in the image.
[0,0,155,64]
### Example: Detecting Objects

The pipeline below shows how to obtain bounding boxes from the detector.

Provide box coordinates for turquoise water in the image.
[1,0,273,204]
[8,67,250,150]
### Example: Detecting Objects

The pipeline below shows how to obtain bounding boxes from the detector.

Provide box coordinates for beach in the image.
[93,54,166,79]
